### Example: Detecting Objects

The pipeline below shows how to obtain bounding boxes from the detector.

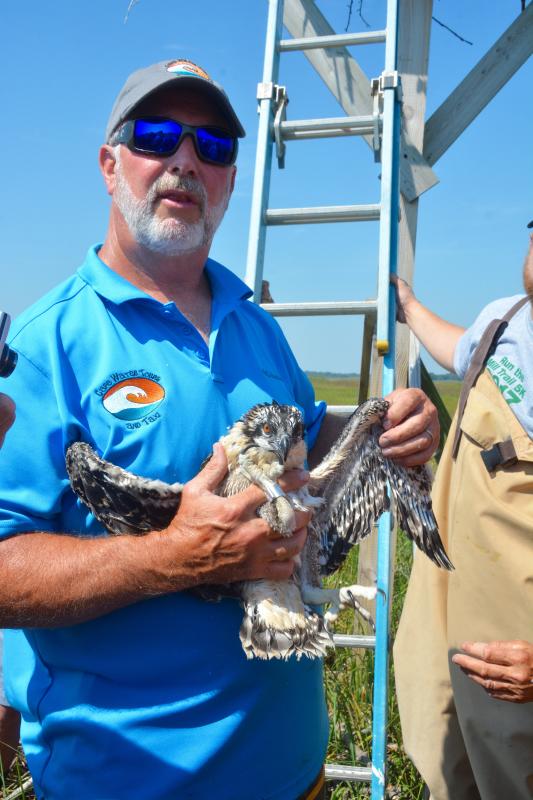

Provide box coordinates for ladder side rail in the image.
[372,255,399,795]
[244,0,285,302]
[371,0,401,796]
[375,0,401,354]
[371,514,392,796]
[375,82,396,355]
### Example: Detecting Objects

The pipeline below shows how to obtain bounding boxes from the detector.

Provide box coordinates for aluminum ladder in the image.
[245,1,402,796]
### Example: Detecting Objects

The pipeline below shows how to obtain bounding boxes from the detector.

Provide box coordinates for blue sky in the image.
[1,1,531,374]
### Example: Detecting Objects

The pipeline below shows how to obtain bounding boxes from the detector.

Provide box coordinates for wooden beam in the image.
[357,313,375,404]
[424,4,533,165]
[283,0,439,201]
[356,344,382,622]
[395,0,433,390]
[283,0,372,119]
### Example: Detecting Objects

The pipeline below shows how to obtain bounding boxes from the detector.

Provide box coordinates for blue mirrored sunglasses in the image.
[113,117,238,166]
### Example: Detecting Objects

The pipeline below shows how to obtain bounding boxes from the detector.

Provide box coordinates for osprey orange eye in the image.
[262,424,271,434]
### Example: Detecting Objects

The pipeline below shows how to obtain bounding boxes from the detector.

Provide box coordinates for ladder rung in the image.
[281,115,377,140]
[332,633,376,649]
[279,30,386,52]
[265,204,380,225]
[325,764,372,783]
[260,300,377,317]
[327,405,356,416]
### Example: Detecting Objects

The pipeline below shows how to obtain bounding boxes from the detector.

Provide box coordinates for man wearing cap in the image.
[0,60,438,800]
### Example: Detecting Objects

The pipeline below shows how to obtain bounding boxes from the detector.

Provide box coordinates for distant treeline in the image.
[306,370,457,382]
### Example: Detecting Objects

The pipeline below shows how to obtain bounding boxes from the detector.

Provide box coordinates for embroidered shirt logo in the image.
[103,378,165,420]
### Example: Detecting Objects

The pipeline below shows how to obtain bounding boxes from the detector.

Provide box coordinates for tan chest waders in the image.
[394,297,533,800]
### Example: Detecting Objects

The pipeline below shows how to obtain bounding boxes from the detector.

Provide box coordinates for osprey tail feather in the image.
[239,579,332,660]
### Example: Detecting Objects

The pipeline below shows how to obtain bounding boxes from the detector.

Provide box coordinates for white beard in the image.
[113,159,230,256]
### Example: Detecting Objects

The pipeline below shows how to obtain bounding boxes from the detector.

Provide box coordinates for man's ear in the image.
[229,166,237,196]
[99,145,118,196]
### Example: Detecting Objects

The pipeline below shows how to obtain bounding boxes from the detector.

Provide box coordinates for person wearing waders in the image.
[392,231,533,800]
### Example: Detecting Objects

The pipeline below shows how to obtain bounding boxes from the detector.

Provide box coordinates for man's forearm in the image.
[0,450,313,629]
[0,530,182,628]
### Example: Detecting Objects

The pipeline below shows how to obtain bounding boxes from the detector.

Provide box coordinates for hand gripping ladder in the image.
[245,1,402,796]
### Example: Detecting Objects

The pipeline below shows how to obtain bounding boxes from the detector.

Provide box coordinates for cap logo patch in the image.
[166,60,210,80]
[103,378,165,421]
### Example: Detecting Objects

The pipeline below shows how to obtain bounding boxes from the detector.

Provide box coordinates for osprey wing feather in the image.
[66,443,183,535]
[309,398,453,573]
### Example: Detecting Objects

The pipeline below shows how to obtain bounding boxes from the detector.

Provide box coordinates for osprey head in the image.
[240,402,305,464]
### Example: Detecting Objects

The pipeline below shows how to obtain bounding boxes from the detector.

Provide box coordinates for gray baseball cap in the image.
[106,59,246,142]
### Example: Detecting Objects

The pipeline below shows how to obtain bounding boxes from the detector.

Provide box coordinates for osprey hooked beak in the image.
[272,432,292,464]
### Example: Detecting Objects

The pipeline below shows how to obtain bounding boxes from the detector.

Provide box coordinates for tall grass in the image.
[323,538,425,799]
[1,752,33,799]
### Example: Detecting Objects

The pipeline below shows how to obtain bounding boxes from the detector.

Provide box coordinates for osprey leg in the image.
[237,454,296,535]
[301,583,377,629]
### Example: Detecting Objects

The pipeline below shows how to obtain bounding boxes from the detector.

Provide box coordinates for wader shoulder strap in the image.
[451,296,530,459]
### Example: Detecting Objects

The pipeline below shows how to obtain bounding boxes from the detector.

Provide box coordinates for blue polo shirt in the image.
[0,245,328,800]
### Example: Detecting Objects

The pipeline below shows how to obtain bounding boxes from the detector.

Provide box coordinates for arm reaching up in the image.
[391,275,465,373]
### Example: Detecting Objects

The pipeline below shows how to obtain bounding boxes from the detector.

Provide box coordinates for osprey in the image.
[66,398,452,660]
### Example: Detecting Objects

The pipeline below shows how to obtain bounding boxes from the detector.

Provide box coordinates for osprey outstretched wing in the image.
[66,444,183,534]
[309,398,452,573]
[66,398,452,661]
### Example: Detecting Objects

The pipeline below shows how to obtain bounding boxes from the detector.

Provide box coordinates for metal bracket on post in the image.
[256,82,289,169]
[370,77,382,163]
[256,81,275,104]
[379,70,401,94]
[370,71,401,163]
[273,85,289,169]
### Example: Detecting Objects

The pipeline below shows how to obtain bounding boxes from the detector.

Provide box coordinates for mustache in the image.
[148,174,206,210]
